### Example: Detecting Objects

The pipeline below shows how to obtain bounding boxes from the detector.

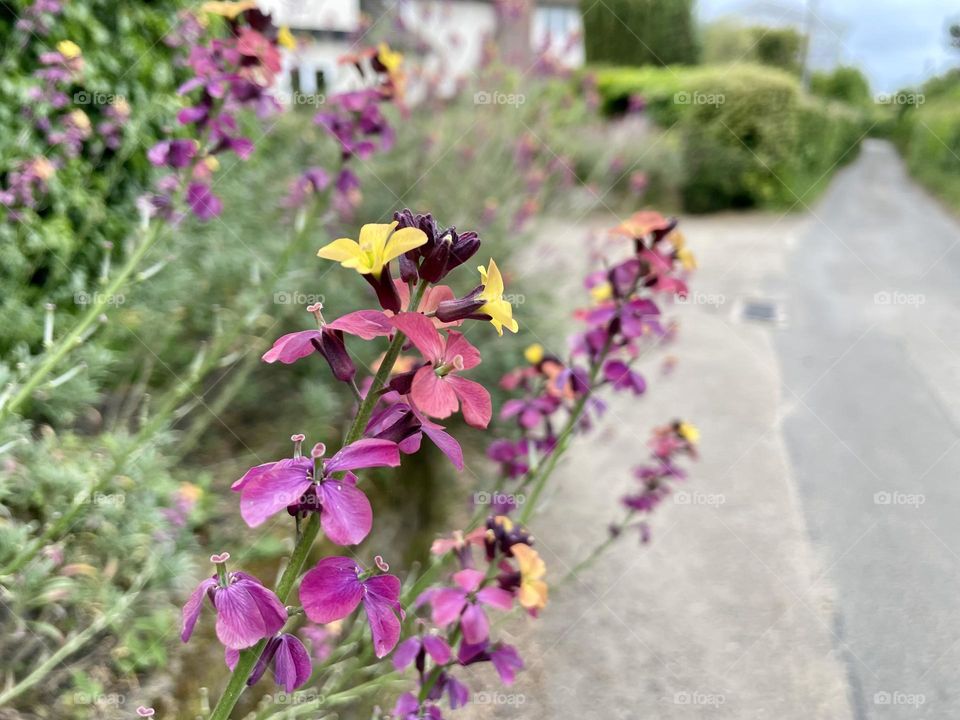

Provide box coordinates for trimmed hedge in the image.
[594,64,867,212]
[580,0,698,67]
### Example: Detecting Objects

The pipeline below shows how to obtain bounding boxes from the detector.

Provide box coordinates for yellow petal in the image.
[382,227,427,264]
[678,422,700,444]
[519,578,548,610]
[512,543,545,581]
[56,40,81,59]
[590,282,613,302]
[524,343,544,364]
[201,0,257,19]
[479,259,504,299]
[277,26,297,50]
[317,238,363,263]
[357,222,397,253]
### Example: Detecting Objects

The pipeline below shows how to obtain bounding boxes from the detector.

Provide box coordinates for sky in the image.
[697,0,958,92]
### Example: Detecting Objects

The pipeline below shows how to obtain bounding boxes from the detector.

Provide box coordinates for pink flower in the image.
[300,557,403,658]
[231,436,400,544]
[181,567,286,650]
[427,568,513,644]
[391,312,492,428]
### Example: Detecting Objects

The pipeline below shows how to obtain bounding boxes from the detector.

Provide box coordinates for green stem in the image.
[207,280,427,720]
[559,510,634,585]
[0,222,163,422]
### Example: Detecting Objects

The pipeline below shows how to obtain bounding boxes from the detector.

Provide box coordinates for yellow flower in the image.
[317,221,427,278]
[377,43,403,73]
[678,422,700,444]
[56,40,81,59]
[589,281,613,302]
[524,343,544,365]
[68,109,91,131]
[477,259,519,335]
[201,1,257,19]
[671,231,696,270]
[204,155,220,172]
[277,26,297,50]
[512,543,548,611]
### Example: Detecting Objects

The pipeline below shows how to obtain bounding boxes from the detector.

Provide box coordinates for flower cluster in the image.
[285,44,405,218]
[145,3,291,221]
[184,208,522,706]
[185,201,695,720]
[391,516,544,717]
[618,420,699,542]
[488,210,695,514]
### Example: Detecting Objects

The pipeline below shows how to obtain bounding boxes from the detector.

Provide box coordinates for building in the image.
[261,0,583,99]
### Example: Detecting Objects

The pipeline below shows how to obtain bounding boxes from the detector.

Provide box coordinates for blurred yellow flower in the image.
[589,281,613,302]
[201,1,256,18]
[678,422,700,444]
[524,343,544,364]
[512,543,548,611]
[56,40,81,59]
[317,221,427,279]
[477,259,519,335]
[277,26,296,50]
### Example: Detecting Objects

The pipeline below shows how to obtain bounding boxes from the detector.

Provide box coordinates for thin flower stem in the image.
[208,280,428,720]
[0,221,164,423]
[559,510,635,585]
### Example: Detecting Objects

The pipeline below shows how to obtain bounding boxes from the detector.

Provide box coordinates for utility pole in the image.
[800,0,818,91]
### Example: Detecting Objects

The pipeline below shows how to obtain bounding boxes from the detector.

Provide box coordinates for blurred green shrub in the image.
[594,63,867,211]
[811,66,872,106]
[580,0,698,67]
[702,21,805,75]
[893,71,960,208]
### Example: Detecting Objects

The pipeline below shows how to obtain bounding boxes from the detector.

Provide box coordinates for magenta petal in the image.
[447,375,492,429]
[411,366,459,419]
[325,310,394,340]
[453,568,484,593]
[430,588,466,627]
[392,637,421,670]
[444,331,482,369]
[232,461,276,492]
[213,584,268,649]
[225,646,240,670]
[477,586,514,611]
[362,574,402,658]
[460,602,489,645]
[318,475,373,546]
[422,635,452,665]
[419,421,464,470]
[325,438,401,473]
[300,557,364,624]
[273,634,313,692]
[243,581,288,636]
[491,644,524,685]
[398,432,423,455]
[392,312,445,364]
[262,330,323,364]
[238,458,313,528]
[181,576,217,643]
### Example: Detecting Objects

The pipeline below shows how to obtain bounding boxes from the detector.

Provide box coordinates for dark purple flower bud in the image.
[434,286,485,324]
[311,329,355,382]
[362,263,402,313]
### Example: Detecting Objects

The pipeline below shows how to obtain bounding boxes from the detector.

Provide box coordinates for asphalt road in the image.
[773,140,960,719]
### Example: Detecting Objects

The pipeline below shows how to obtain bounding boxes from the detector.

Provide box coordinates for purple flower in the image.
[181,557,286,650]
[147,139,197,168]
[300,556,404,658]
[392,209,481,283]
[458,642,524,685]
[262,307,393,382]
[603,360,646,395]
[393,693,444,720]
[186,182,223,220]
[365,398,464,470]
[225,633,312,692]
[232,436,400,544]
[392,633,452,671]
[500,395,561,429]
[428,569,513,645]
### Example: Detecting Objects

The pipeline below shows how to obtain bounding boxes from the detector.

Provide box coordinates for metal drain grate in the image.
[740,299,781,324]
